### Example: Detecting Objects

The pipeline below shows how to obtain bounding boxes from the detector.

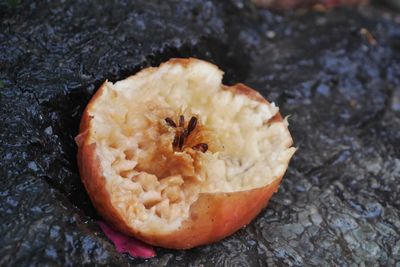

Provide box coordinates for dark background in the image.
[1,0,400,266]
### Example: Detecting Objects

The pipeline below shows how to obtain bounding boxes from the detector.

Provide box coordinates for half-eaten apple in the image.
[76,58,296,249]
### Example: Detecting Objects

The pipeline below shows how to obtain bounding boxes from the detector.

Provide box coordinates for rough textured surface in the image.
[1,0,400,266]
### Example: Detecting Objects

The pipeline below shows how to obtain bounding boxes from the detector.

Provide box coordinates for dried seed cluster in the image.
[164,115,208,153]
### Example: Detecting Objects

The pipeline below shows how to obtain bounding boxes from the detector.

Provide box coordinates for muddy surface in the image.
[1,1,400,266]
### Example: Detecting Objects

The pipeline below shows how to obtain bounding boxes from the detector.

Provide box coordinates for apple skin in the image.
[76,58,292,249]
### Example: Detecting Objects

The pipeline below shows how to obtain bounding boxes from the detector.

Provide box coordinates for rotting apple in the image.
[76,58,296,249]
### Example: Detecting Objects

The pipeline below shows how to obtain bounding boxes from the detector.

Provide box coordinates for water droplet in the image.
[28,161,38,171]
[45,126,53,135]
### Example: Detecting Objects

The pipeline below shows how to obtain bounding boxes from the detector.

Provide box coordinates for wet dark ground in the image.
[1,0,400,266]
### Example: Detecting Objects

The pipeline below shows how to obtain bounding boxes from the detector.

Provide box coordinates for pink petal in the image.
[97,221,156,259]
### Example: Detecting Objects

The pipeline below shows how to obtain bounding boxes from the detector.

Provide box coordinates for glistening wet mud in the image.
[1,0,400,266]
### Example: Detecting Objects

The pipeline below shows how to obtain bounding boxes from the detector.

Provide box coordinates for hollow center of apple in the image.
[127,109,221,182]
